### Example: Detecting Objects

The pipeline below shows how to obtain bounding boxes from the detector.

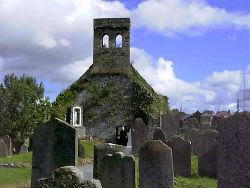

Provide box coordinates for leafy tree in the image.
[0,74,51,151]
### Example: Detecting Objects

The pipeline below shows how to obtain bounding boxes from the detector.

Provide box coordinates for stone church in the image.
[52,18,169,143]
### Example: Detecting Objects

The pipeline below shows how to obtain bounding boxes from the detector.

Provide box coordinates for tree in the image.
[0,74,51,152]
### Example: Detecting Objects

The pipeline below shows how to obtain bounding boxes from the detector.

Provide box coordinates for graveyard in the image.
[0,17,249,188]
[0,141,217,188]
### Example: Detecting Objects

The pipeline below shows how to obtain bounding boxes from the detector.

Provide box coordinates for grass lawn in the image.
[81,140,98,159]
[175,155,217,188]
[0,152,32,164]
[0,168,31,188]
[176,176,217,188]
[0,152,32,188]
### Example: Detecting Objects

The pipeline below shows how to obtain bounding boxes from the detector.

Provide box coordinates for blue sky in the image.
[0,0,250,113]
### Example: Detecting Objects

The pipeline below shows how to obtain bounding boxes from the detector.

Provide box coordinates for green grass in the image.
[191,155,199,178]
[175,176,217,188]
[0,168,31,188]
[135,155,139,188]
[81,140,101,159]
[0,153,32,188]
[175,155,217,188]
[0,152,32,164]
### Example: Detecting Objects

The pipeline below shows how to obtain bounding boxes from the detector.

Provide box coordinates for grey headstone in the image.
[200,112,212,130]
[93,143,125,179]
[2,135,12,156]
[99,152,135,188]
[167,135,191,177]
[19,143,28,153]
[198,130,218,178]
[78,140,85,159]
[0,139,8,158]
[139,140,174,188]
[153,127,167,144]
[28,134,34,151]
[131,118,148,153]
[36,166,102,188]
[31,118,78,188]
[185,125,202,155]
[183,118,199,132]
[161,113,179,140]
[217,112,250,188]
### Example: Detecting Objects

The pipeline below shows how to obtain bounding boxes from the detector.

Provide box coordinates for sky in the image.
[1,0,250,113]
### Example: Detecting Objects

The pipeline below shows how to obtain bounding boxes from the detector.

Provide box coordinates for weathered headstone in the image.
[167,135,191,177]
[184,122,201,155]
[2,135,12,156]
[99,152,135,188]
[153,127,167,144]
[131,118,148,153]
[183,118,199,133]
[93,143,125,179]
[161,113,179,140]
[78,140,85,159]
[200,112,212,130]
[139,140,174,188]
[217,112,250,188]
[190,128,201,154]
[0,139,8,158]
[19,143,28,153]
[198,130,218,178]
[28,134,34,151]
[31,118,78,188]
[36,166,102,188]
[184,118,201,155]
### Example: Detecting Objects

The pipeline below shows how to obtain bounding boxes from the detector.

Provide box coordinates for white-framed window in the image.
[73,106,81,126]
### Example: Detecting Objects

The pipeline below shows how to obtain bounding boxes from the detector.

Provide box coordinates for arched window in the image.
[115,35,123,48]
[102,34,109,48]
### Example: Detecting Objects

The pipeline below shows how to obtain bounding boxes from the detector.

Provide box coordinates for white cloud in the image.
[131,47,242,113]
[0,0,130,84]
[59,57,93,83]
[0,0,249,111]
[131,0,250,36]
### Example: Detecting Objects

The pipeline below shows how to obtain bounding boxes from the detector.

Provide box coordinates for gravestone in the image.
[78,140,85,159]
[185,126,202,155]
[19,143,28,153]
[0,139,8,158]
[211,116,218,130]
[2,135,12,156]
[31,118,78,188]
[184,118,200,155]
[99,152,135,188]
[28,134,34,151]
[167,135,191,177]
[190,128,201,154]
[139,140,174,188]
[153,127,167,144]
[93,143,125,179]
[161,113,179,139]
[131,118,148,153]
[217,112,250,188]
[198,130,218,178]
[200,112,212,130]
[183,118,199,133]
[36,166,102,188]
